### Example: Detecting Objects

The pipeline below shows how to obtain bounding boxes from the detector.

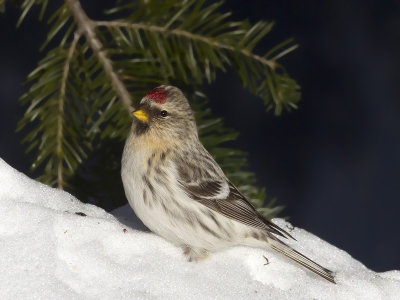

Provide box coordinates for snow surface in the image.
[0,157,399,299]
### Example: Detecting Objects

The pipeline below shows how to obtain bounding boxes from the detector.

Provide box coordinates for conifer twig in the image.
[95,20,278,70]
[66,0,132,111]
[56,31,80,189]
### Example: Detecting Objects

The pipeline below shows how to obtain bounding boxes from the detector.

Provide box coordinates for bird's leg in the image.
[182,246,209,262]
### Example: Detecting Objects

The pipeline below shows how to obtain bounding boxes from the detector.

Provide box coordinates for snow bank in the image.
[0,158,399,299]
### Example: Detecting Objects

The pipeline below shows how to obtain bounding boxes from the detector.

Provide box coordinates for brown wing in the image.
[179,178,294,240]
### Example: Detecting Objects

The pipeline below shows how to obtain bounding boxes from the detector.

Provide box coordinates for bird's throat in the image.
[134,121,150,136]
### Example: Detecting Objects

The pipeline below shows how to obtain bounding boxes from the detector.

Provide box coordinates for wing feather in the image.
[178,174,293,239]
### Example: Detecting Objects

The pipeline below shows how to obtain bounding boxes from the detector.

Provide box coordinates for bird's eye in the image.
[160,110,168,117]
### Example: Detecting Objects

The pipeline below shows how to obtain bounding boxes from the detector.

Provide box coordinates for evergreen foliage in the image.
[9,0,300,218]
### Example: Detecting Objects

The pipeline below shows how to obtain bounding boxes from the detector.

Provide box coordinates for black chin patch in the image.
[134,121,150,136]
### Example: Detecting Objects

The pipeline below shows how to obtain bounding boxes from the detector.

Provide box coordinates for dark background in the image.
[1,0,399,271]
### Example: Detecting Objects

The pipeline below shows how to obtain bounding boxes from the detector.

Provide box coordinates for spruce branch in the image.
[13,0,299,218]
[95,20,279,70]
[56,32,80,189]
[66,0,132,112]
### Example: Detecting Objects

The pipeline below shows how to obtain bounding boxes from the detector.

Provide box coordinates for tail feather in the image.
[269,239,336,284]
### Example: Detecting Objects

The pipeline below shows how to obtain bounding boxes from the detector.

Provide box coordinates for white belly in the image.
[121,143,247,252]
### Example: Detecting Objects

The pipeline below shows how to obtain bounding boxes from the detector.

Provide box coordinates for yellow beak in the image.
[133,109,149,121]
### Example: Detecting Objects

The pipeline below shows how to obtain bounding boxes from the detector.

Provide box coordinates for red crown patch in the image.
[145,87,167,104]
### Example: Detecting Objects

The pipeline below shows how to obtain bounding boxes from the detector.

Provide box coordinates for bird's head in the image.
[131,85,198,143]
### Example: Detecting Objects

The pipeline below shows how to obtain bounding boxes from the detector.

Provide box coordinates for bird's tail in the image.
[268,238,336,283]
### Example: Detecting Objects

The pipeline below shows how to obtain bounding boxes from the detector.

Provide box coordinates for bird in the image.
[121,85,335,283]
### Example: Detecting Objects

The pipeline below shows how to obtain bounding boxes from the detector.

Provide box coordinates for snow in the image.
[0,157,399,299]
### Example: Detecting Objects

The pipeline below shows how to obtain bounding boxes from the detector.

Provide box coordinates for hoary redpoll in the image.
[121,85,335,283]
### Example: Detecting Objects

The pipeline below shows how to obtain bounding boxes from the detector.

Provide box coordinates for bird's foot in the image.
[182,246,209,262]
